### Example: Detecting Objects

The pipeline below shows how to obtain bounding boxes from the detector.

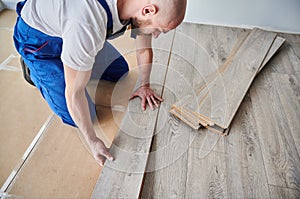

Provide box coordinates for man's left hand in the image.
[129,84,163,111]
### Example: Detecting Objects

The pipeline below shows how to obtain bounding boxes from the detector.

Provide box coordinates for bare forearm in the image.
[63,66,113,165]
[130,35,164,111]
[137,47,153,86]
[65,89,96,143]
[136,35,153,86]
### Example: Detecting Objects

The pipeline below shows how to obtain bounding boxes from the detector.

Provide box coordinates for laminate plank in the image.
[141,23,243,198]
[91,31,175,198]
[187,26,250,151]
[271,73,300,155]
[250,73,300,190]
[172,25,250,109]
[172,28,278,134]
[170,24,247,152]
[225,94,270,198]
[185,149,228,198]
[263,33,300,75]
[280,33,300,73]
[140,82,192,199]
[171,38,285,137]
[259,36,286,72]
[269,185,300,199]
[195,29,276,128]
[141,23,202,198]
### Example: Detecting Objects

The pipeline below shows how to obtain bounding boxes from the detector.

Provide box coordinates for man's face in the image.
[131,17,170,38]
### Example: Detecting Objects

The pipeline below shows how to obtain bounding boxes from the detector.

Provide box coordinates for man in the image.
[13,0,187,166]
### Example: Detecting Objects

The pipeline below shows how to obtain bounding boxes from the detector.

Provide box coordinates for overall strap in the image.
[97,0,113,38]
[16,0,27,16]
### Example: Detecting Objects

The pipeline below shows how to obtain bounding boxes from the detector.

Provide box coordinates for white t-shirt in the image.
[21,0,125,71]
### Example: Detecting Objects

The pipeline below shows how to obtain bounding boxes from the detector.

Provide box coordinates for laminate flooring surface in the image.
[141,23,300,198]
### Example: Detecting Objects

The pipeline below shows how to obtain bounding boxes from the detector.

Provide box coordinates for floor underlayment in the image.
[1,9,300,198]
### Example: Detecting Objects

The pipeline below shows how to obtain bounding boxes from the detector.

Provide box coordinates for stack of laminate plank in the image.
[170,28,285,135]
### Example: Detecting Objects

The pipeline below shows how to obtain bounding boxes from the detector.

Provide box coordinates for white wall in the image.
[184,0,300,33]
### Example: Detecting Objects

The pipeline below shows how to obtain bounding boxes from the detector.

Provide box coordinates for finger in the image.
[129,93,139,100]
[151,95,159,107]
[147,97,154,110]
[96,155,106,166]
[103,150,114,161]
[141,98,147,111]
[154,94,164,102]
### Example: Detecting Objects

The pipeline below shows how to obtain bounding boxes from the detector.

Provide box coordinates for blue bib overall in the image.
[13,0,129,127]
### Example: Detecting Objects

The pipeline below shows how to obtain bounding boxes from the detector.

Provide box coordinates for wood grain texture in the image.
[91,31,175,198]
[259,36,286,72]
[185,150,228,198]
[263,33,300,75]
[269,185,300,199]
[280,33,299,73]
[172,25,250,112]
[141,24,198,198]
[183,25,250,152]
[195,28,277,128]
[171,23,247,152]
[171,28,282,135]
[225,94,270,198]
[272,74,300,155]
[250,73,300,190]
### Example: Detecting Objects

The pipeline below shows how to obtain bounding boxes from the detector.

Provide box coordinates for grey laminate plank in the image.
[263,33,300,75]
[188,25,250,151]
[271,73,300,156]
[185,150,228,198]
[192,24,249,72]
[194,28,277,128]
[259,36,286,72]
[173,25,250,110]
[225,94,270,198]
[280,33,300,73]
[269,185,300,199]
[141,23,246,198]
[141,24,199,198]
[172,25,250,151]
[91,31,175,198]
[250,73,300,190]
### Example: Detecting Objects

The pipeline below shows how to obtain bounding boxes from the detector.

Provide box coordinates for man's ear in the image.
[142,4,157,16]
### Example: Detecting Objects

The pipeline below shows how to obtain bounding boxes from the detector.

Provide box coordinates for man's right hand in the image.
[88,137,114,166]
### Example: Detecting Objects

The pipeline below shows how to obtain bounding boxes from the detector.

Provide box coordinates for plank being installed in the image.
[91,31,175,198]
[171,28,279,133]
[141,24,199,198]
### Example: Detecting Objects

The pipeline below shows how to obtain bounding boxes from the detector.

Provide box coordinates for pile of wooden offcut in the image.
[170,28,285,135]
